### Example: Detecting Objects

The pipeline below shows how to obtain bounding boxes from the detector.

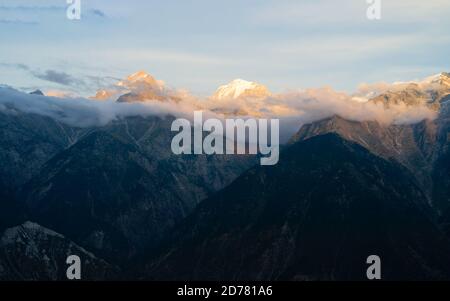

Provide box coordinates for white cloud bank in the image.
[0,86,197,128]
[0,71,444,143]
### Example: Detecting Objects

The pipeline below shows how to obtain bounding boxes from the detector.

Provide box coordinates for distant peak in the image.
[29,89,44,96]
[229,78,253,85]
[117,71,164,88]
[127,70,153,81]
[438,72,450,78]
[117,71,164,92]
[421,72,450,86]
[91,71,171,102]
[213,79,271,100]
[91,89,113,100]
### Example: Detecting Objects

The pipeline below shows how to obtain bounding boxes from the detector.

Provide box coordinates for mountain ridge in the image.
[144,133,450,280]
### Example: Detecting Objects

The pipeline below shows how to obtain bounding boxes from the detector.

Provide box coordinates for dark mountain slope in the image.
[0,111,86,232]
[435,147,450,236]
[0,222,118,280]
[0,111,84,189]
[433,104,450,233]
[291,116,437,198]
[23,129,191,262]
[145,133,450,281]
[23,116,254,263]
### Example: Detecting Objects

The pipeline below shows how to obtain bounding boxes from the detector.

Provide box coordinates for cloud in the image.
[28,69,117,93]
[91,9,106,18]
[0,5,63,12]
[16,63,29,70]
[204,83,439,141]
[45,90,79,98]
[0,19,38,25]
[206,83,437,125]
[0,86,194,128]
[31,70,84,87]
[0,63,121,96]
[354,74,449,100]
[0,73,440,142]
[269,87,437,125]
[0,5,106,17]
[0,63,29,70]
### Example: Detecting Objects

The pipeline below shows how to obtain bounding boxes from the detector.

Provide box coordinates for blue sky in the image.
[0,0,449,96]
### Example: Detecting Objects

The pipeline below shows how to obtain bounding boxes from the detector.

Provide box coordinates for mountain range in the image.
[0,71,450,280]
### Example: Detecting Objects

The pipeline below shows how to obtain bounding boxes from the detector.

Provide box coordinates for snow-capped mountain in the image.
[92,71,178,103]
[3,71,450,280]
[117,71,165,91]
[420,72,450,87]
[212,79,271,100]
[207,79,272,117]
[92,89,114,100]
[369,72,450,110]
[352,72,450,105]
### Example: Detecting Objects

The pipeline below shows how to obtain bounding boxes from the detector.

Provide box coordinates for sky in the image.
[0,0,449,97]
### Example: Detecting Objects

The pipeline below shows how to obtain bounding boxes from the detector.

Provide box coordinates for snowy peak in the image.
[117,70,165,91]
[421,72,450,87]
[367,72,450,110]
[213,79,271,100]
[127,70,154,81]
[91,71,172,102]
[92,89,114,100]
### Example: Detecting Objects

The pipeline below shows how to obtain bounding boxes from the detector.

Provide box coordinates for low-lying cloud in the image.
[0,76,441,143]
[205,86,438,141]
[0,86,194,128]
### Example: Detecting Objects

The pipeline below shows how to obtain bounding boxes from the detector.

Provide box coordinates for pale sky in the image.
[0,0,449,96]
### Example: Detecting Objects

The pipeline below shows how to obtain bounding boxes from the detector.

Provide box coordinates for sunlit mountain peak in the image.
[213,79,271,100]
